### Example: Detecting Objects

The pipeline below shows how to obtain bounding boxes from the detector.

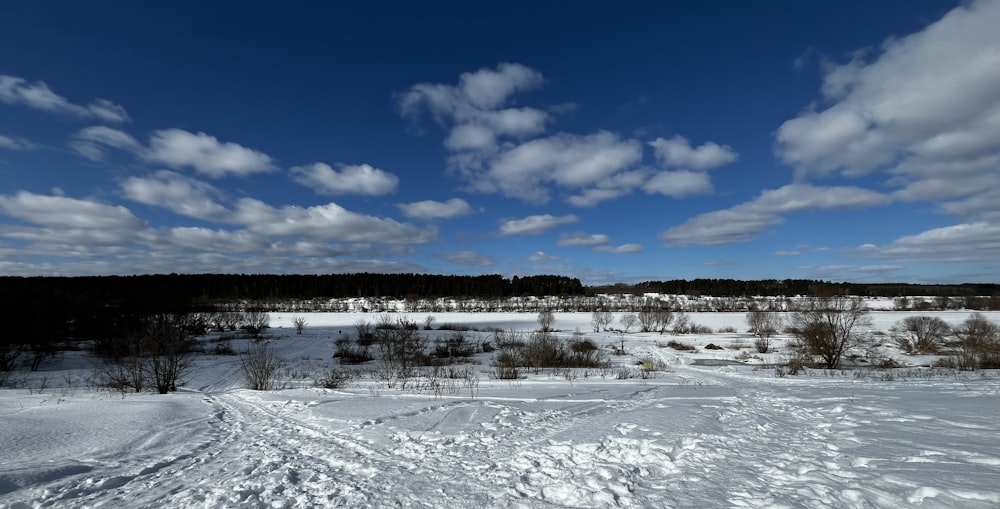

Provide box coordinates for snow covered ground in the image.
[2,310,999,508]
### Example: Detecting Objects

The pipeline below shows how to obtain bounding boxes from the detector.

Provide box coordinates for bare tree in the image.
[637,305,672,333]
[291,315,307,335]
[242,309,270,340]
[889,316,949,354]
[0,342,25,373]
[619,313,638,333]
[746,310,783,353]
[953,312,1000,370]
[537,308,556,333]
[591,309,613,332]
[241,341,285,390]
[144,314,195,394]
[790,297,871,369]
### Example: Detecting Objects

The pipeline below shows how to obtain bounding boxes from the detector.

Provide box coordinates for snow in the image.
[2,309,1000,508]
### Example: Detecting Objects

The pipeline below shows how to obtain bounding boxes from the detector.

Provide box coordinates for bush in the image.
[315,369,354,389]
[890,316,948,354]
[662,340,696,351]
[334,337,373,364]
[241,341,284,390]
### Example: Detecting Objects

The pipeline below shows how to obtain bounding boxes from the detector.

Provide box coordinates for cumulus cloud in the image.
[72,127,274,177]
[231,198,436,244]
[397,198,473,220]
[498,214,578,236]
[121,170,229,220]
[440,250,496,267]
[0,74,129,122]
[0,191,145,231]
[558,231,610,247]
[458,131,642,204]
[642,170,714,198]
[292,162,399,196]
[775,0,1000,224]
[400,64,667,206]
[399,62,545,121]
[661,184,888,246]
[649,136,738,170]
[146,129,274,177]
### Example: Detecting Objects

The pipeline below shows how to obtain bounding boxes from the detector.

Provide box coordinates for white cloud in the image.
[397,198,473,220]
[773,250,802,257]
[440,250,496,267]
[72,127,274,177]
[642,170,714,198]
[232,198,435,244]
[498,214,578,236]
[146,129,274,177]
[775,0,1000,224]
[164,227,268,254]
[661,184,888,246]
[594,243,643,254]
[0,134,34,150]
[461,131,642,204]
[0,74,129,122]
[860,222,1000,262]
[71,126,142,160]
[527,251,561,263]
[291,162,399,196]
[0,191,145,230]
[121,170,228,220]
[399,62,545,121]
[558,231,610,247]
[649,136,738,170]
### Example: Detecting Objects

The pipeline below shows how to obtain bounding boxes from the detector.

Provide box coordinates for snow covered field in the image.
[2,310,999,508]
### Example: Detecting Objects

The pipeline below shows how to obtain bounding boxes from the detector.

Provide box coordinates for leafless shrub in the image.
[662,340,696,351]
[291,316,307,335]
[889,316,948,354]
[242,309,270,339]
[638,304,672,333]
[537,308,556,332]
[790,297,871,369]
[746,310,783,353]
[315,369,354,389]
[241,341,285,390]
[591,309,613,332]
[953,312,1000,370]
[334,337,373,364]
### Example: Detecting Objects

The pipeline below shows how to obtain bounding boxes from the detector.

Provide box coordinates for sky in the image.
[0,0,998,285]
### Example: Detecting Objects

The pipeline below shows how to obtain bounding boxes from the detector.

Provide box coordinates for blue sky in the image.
[1,0,998,285]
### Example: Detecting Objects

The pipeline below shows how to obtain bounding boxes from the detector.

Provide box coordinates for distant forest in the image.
[1,273,998,349]
[2,273,999,314]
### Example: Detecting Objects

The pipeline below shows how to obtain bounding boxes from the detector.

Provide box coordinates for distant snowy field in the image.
[2,309,999,508]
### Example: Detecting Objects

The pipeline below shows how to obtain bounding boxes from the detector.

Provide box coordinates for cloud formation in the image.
[73,127,275,177]
[401,63,733,207]
[661,184,888,246]
[292,162,399,196]
[397,198,473,220]
[498,214,578,236]
[0,74,129,122]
